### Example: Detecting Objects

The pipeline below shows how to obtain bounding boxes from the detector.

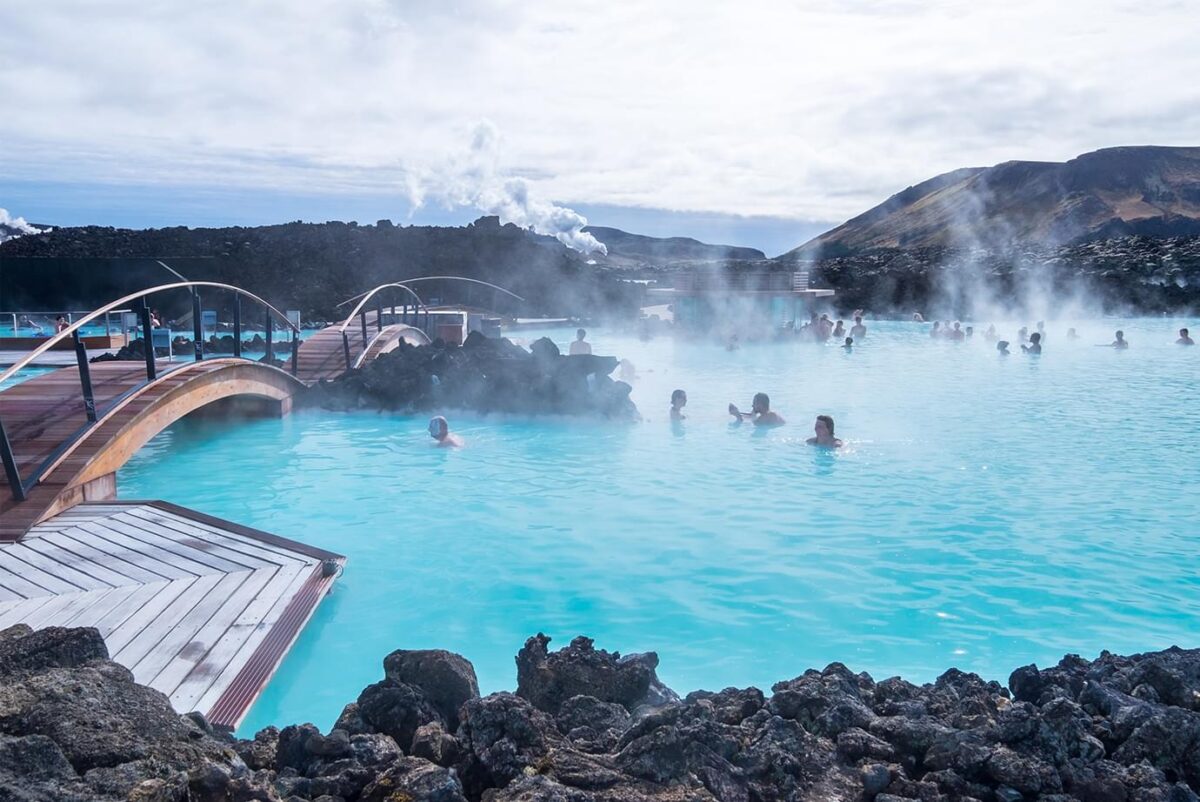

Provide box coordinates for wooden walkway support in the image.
[0,501,343,729]
[293,315,429,384]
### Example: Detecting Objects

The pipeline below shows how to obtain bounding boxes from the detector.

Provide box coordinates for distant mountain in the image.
[786,146,1200,258]
[584,225,765,267]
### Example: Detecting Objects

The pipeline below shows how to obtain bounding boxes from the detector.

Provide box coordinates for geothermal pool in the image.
[117,318,1200,734]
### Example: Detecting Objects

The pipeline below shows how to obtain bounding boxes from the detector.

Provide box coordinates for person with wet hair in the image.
[996,340,1010,355]
[1021,332,1042,354]
[949,322,965,341]
[1177,328,1194,345]
[670,389,688,420]
[428,416,463,448]
[984,324,997,342]
[930,321,941,338]
[965,326,974,339]
[1067,328,1080,340]
[842,336,853,351]
[832,319,845,338]
[1018,326,1028,343]
[850,315,866,339]
[1036,321,1047,343]
[569,328,592,355]
[729,392,785,427]
[807,415,844,448]
[1109,331,1129,350]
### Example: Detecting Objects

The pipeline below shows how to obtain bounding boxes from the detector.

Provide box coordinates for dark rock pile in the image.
[305,332,640,420]
[5,624,1200,801]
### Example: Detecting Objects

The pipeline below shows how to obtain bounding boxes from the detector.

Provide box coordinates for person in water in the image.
[832,320,845,338]
[1067,328,1079,340]
[996,340,1010,355]
[1036,321,1047,343]
[54,315,69,333]
[428,416,463,447]
[1177,328,1194,345]
[729,392,785,427]
[1021,332,1042,354]
[670,389,687,420]
[930,321,941,338]
[807,415,844,448]
[949,322,965,341]
[569,328,592,355]
[1017,326,1028,343]
[1110,331,1129,349]
[965,326,974,339]
[984,324,997,342]
[850,315,866,339]
[842,336,853,351]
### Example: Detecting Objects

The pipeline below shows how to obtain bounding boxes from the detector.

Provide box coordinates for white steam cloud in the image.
[407,121,607,256]
[0,208,45,243]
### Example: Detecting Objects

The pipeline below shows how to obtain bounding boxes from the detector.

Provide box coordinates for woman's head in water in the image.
[752,392,770,413]
[997,340,1010,353]
[671,389,687,408]
[815,415,835,438]
[428,416,449,441]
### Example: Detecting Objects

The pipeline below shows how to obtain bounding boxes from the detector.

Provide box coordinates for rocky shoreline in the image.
[3,625,1199,802]
[305,332,640,420]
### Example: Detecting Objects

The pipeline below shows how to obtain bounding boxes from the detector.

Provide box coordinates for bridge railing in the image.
[0,281,300,502]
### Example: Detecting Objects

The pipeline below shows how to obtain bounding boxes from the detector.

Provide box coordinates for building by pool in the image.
[647,269,835,333]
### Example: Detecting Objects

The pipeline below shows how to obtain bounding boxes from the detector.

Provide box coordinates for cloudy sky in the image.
[2,0,1197,254]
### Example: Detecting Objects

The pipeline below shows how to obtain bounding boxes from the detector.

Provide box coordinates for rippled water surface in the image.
[118,319,1200,734]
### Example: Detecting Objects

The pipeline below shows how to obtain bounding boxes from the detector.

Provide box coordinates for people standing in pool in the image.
[728,393,785,427]
[1017,326,1028,344]
[670,389,688,420]
[807,415,844,448]
[1109,331,1129,349]
[965,326,974,339]
[569,328,592,355]
[1036,321,1047,343]
[428,416,463,448]
[842,337,853,351]
[949,322,965,341]
[832,320,845,339]
[818,314,834,341]
[996,340,1011,355]
[930,321,941,339]
[1021,332,1042,354]
[984,324,997,342]
[1067,328,1080,340]
[1177,328,1194,345]
[850,315,867,339]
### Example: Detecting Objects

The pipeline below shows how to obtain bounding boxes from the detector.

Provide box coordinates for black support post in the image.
[376,301,383,333]
[291,333,300,376]
[232,295,242,358]
[264,310,273,365]
[342,331,352,372]
[191,291,204,362]
[360,312,369,354]
[72,331,96,423]
[0,417,26,502]
[139,299,157,381]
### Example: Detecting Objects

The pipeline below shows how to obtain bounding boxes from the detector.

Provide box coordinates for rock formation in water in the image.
[305,331,640,420]
[6,624,1200,801]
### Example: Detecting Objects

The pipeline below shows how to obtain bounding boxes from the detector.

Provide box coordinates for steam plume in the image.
[0,207,45,243]
[407,121,607,256]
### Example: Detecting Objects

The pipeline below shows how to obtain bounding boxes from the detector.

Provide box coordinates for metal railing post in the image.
[139,299,157,381]
[376,301,383,333]
[264,310,273,364]
[71,331,97,423]
[0,417,25,502]
[291,333,299,376]
[342,331,352,372]
[191,290,204,362]
[360,311,369,354]
[232,295,242,359]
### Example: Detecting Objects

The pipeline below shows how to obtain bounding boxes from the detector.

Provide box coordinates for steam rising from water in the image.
[406,121,607,256]
[0,207,45,243]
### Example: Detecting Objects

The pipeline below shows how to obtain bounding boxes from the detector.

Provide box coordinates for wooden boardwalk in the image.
[294,316,429,383]
[0,501,343,728]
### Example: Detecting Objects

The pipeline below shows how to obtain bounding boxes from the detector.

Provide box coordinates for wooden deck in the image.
[0,501,343,728]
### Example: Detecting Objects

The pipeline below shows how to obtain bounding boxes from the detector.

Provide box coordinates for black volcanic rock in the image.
[585,225,765,266]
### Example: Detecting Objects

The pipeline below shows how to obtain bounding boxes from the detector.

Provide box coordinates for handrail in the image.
[352,324,431,370]
[0,281,299,386]
[336,283,428,333]
[335,276,524,310]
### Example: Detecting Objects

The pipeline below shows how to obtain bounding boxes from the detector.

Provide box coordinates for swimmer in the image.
[806,415,844,448]
[728,392,785,427]
[949,322,965,342]
[984,324,997,342]
[1021,332,1042,354]
[996,340,1010,355]
[850,315,866,339]
[1109,331,1129,350]
[1177,328,1194,345]
[670,389,687,420]
[569,328,592,355]
[726,334,740,351]
[1018,326,1028,343]
[930,321,941,338]
[1036,321,1047,343]
[818,314,833,340]
[832,319,845,338]
[842,336,853,351]
[965,326,974,339]
[1067,328,1079,340]
[428,416,463,447]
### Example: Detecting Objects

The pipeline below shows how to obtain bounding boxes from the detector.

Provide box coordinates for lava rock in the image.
[516,634,678,715]
[383,648,480,729]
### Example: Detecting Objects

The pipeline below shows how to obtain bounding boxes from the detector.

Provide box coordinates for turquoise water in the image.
[117,318,1200,734]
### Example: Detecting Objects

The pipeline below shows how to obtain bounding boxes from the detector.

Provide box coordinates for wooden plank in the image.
[81,579,175,639]
[43,527,183,583]
[127,570,256,686]
[188,562,311,715]
[0,595,54,629]
[106,512,277,572]
[59,583,144,628]
[149,565,281,697]
[20,534,149,587]
[0,547,90,594]
[104,575,207,657]
[21,587,110,630]
[127,506,314,566]
[71,518,240,577]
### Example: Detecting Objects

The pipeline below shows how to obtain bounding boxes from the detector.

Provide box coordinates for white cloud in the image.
[1,0,1197,226]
